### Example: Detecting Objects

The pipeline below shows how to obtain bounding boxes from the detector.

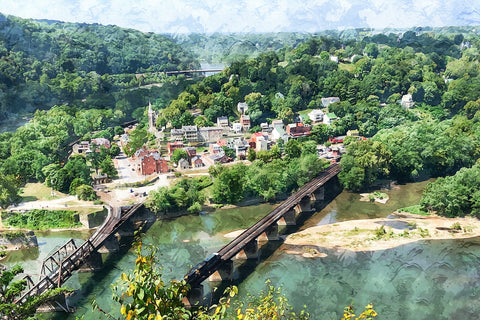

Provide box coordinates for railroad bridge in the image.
[15,202,148,311]
[183,163,341,303]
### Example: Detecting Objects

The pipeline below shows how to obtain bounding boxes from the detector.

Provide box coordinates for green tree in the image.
[171,149,189,164]
[247,148,256,162]
[284,139,301,159]
[339,140,392,191]
[100,156,118,178]
[76,184,97,201]
[211,164,247,204]
[0,173,21,208]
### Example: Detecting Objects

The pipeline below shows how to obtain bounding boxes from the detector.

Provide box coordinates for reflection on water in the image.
[238,238,480,320]
[304,179,432,229]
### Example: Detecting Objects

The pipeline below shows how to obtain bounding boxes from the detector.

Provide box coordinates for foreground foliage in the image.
[101,244,376,320]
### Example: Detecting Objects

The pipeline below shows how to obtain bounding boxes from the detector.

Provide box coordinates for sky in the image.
[0,0,479,34]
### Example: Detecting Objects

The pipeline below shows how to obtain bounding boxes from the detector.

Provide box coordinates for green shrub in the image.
[4,209,81,230]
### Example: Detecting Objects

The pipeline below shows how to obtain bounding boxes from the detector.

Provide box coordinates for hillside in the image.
[0,13,198,118]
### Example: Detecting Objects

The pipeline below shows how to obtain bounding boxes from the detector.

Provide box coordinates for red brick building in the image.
[133,148,168,175]
[167,141,184,155]
[286,123,311,138]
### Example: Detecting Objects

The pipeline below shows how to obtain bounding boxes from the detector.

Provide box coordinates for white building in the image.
[321,97,340,108]
[308,109,324,123]
[271,127,289,143]
[323,113,338,125]
[237,102,248,114]
[232,122,242,133]
[401,94,414,109]
[217,116,229,128]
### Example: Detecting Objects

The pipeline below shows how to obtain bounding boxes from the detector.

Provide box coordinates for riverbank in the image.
[284,211,480,255]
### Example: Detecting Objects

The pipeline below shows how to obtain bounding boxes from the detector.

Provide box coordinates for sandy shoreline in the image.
[284,212,480,255]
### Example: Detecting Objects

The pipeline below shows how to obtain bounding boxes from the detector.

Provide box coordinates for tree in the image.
[0,173,21,208]
[285,139,301,159]
[247,148,256,162]
[0,265,67,319]
[171,149,188,164]
[339,140,392,191]
[76,184,97,201]
[100,156,118,178]
[211,164,247,204]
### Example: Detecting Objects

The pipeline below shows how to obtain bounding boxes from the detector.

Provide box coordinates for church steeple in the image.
[148,101,155,133]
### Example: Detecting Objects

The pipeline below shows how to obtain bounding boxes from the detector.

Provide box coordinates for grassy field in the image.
[20,183,67,202]
[338,62,355,73]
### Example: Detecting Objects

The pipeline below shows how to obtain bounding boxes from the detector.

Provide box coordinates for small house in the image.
[401,94,414,109]
[178,158,190,170]
[237,102,248,114]
[240,114,251,132]
[181,125,198,142]
[232,122,242,133]
[286,123,311,138]
[216,116,229,128]
[167,141,184,155]
[191,155,205,168]
[321,97,340,108]
[323,113,338,125]
[308,109,324,123]
[210,143,222,154]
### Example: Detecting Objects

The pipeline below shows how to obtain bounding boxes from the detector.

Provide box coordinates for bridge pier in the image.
[78,251,103,272]
[36,293,74,313]
[97,235,119,253]
[258,224,279,241]
[278,209,297,226]
[116,219,136,237]
[183,284,204,308]
[235,240,259,260]
[295,196,312,214]
[208,260,234,282]
[311,186,325,202]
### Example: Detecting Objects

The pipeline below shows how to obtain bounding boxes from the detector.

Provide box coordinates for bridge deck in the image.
[185,163,341,286]
[16,202,144,305]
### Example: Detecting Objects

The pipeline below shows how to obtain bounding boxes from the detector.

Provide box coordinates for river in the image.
[5,179,480,319]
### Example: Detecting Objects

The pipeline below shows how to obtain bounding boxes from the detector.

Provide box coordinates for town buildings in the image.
[132,148,168,175]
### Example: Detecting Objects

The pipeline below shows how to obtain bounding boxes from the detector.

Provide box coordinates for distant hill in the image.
[0,13,198,118]
[0,13,198,74]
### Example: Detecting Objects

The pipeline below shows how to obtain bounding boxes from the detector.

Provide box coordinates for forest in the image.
[0,13,198,118]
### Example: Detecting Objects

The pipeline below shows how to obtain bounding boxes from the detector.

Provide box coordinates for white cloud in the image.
[0,0,477,33]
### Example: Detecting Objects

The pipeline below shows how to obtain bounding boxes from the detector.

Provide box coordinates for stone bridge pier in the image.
[208,260,234,282]
[278,208,298,226]
[98,235,120,253]
[235,239,259,260]
[258,224,279,241]
[183,284,204,308]
[295,196,312,214]
[311,186,325,203]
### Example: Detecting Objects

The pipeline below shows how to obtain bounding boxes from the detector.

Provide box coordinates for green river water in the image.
[5,179,480,320]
